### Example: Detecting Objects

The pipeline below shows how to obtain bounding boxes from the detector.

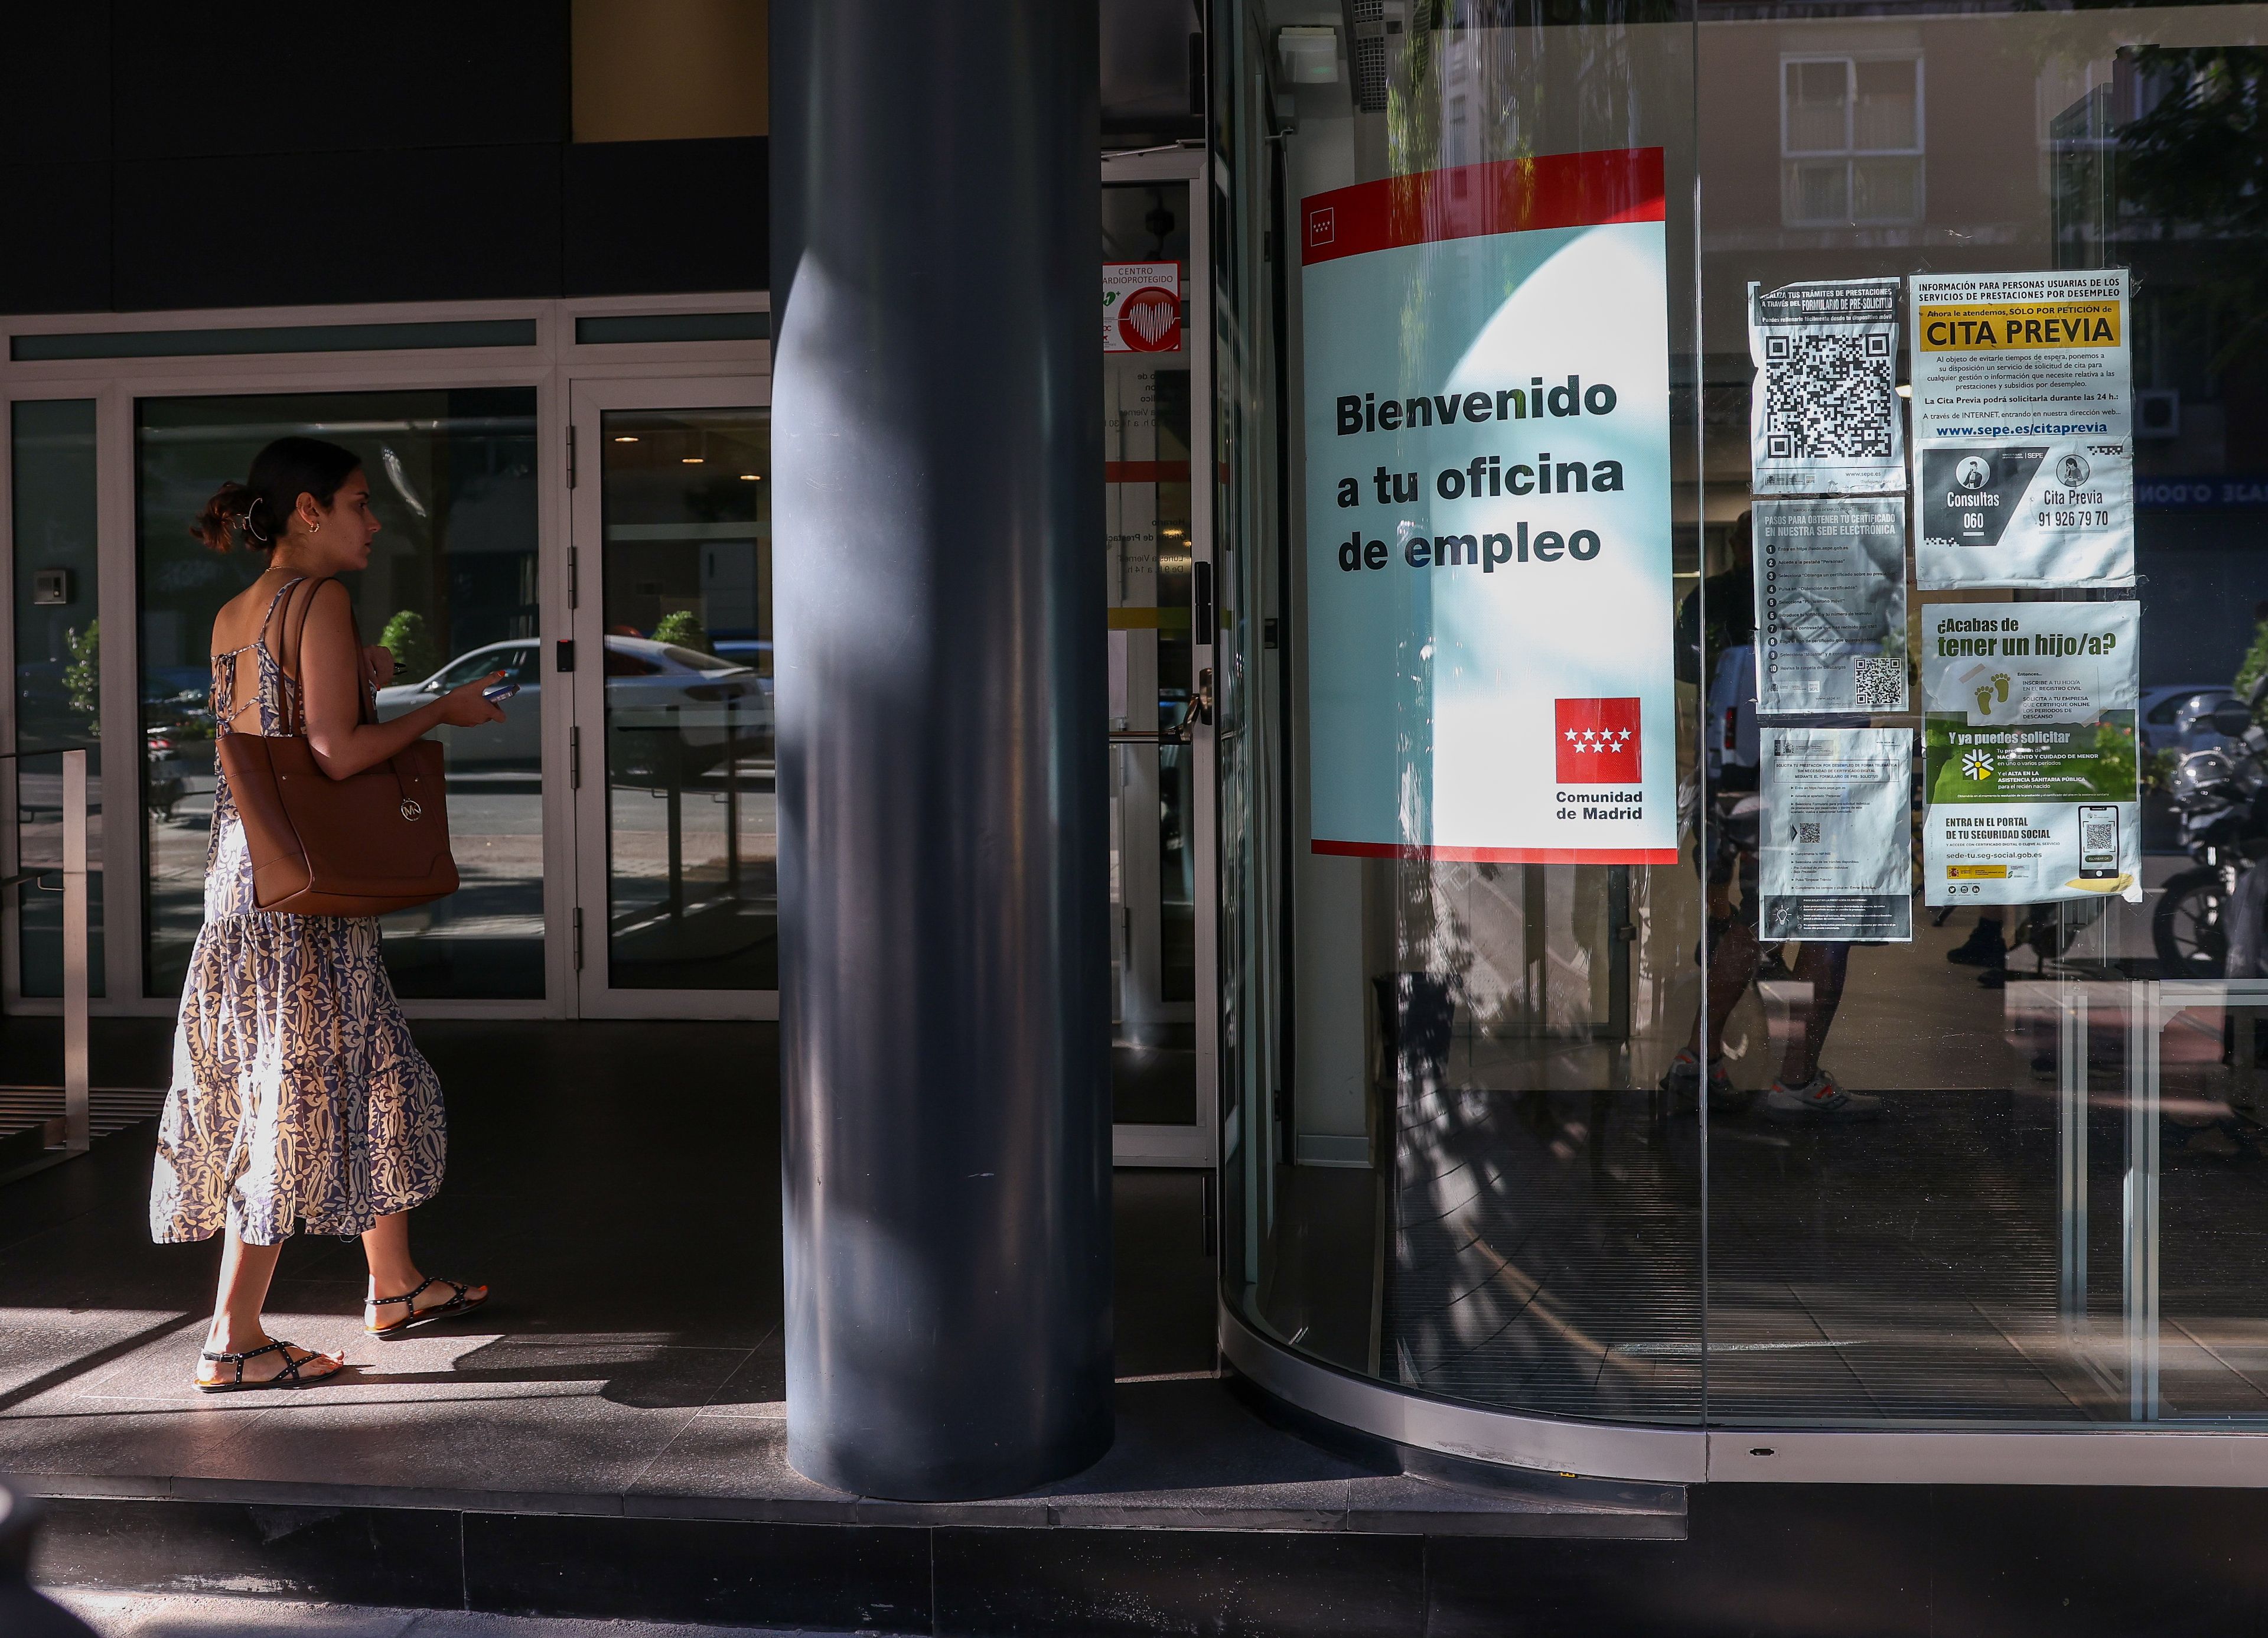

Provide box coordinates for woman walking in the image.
[152,437,507,1390]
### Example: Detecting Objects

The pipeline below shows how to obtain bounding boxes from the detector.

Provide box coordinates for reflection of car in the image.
[141,663,214,750]
[712,637,772,671]
[2175,692,2244,758]
[375,640,543,766]
[375,637,766,770]
[2142,684,2238,756]
[601,637,769,781]
[143,665,212,705]
[15,661,72,731]
[145,729,187,822]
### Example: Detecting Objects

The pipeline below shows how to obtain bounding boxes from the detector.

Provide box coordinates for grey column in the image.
[770,0,1113,1500]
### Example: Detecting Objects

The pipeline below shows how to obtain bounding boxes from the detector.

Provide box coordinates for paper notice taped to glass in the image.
[1910,268,2133,588]
[1761,727,1914,942]
[1754,497,1907,715]
[1748,278,1905,497]
[1921,598,2141,905]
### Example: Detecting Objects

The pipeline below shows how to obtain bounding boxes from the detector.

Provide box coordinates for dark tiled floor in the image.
[0,1018,1654,1538]
[1383,1066,2259,1428]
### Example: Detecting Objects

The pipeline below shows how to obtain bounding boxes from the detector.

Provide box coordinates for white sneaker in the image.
[1762,1070,1881,1122]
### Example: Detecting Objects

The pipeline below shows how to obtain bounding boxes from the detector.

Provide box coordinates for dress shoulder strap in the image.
[256,576,307,637]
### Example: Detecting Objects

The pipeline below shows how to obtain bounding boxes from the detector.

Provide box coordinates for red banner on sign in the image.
[1301,148,1665,268]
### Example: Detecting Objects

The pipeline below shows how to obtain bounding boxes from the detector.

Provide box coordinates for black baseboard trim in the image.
[32,1481,2268,1636]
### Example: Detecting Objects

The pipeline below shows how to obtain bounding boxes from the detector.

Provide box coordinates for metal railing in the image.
[4,747,91,1153]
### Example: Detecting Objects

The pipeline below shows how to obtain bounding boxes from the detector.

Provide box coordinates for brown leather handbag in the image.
[217,576,460,917]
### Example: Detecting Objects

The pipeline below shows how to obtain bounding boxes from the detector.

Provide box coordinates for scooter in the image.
[2153,679,2268,976]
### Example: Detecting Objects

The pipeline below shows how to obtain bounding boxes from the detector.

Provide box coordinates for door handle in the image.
[1107,669,1213,747]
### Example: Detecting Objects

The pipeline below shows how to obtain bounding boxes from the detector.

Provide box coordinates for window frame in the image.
[0,292,770,1022]
[1780,51,1928,227]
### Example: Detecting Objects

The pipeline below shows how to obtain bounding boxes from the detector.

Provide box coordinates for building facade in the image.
[1213,0,2268,1489]
[9,0,2268,1619]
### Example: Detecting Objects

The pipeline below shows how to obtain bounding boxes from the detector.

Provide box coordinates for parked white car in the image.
[2141,683,2240,757]
[375,640,543,766]
[376,637,766,770]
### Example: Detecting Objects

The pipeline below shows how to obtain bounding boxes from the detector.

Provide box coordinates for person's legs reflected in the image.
[1948,909,2008,978]
[1664,840,1765,1111]
[1763,942,1881,1121]
[1706,907,1764,1051]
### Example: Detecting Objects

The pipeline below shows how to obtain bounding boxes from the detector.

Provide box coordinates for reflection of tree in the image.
[63,621,98,740]
[2093,719,2137,798]
[379,610,439,681]
[2118,47,2268,364]
[652,609,715,654]
[2236,614,2268,702]
[2122,49,2268,237]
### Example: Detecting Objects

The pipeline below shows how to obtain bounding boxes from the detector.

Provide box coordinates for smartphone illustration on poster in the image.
[2080,805,2120,878]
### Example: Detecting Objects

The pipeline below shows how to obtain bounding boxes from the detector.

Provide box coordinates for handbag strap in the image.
[266,574,422,805]
[266,575,379,738]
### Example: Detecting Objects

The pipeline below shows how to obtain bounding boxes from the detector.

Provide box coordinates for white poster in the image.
[1301,149,1676,862]
[1103,261,1181,353]
[1749,278,1905,497]
[1910,270,2133,588]
[1921,600,2142,906]
[1754,497,1908,716]
[1760,727,1914,942]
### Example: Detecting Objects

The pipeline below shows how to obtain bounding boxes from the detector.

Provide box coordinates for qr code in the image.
[1797,822,1823,845]
[1853,656,1905,709]
[1762,330,1895,461]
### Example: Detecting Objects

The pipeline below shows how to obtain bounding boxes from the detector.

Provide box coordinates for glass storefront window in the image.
[136,390,542,999]
[1220,2,1705,1425]
[595,407,774,990]
[1104,179,1201,1122]
[11,400,105,997]
[1220,0,2268,1440]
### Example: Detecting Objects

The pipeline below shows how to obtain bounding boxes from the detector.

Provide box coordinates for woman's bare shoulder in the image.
[210,571,322,656]
[211,577,275,656]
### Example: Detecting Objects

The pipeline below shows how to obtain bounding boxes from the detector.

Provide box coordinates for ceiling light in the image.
[682,457,705,464]
[613,435,639,442]
[739,474,761,481]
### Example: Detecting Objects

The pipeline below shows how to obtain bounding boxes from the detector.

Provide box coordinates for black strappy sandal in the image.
[366,1276,490,1339]
[194,1339,343,1393]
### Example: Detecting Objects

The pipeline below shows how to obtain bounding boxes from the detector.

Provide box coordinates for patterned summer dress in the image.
[151,577,447,1246]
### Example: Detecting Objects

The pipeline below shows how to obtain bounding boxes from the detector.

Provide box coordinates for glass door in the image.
[135,389,549,1002]
[568,377,774,1018]
[1105,155,1218,1167]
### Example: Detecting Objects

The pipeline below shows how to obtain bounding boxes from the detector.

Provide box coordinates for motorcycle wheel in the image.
[2155,867,2230,977]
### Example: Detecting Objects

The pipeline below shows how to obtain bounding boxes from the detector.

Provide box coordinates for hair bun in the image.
[191,437,364,554]
[192,480,256,553]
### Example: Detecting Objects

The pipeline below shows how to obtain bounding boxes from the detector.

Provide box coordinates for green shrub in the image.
[379,610,439,681]
[652,610,714,654]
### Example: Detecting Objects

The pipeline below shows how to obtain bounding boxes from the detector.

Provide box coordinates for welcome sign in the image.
[1302,149,1676,863]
